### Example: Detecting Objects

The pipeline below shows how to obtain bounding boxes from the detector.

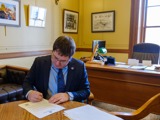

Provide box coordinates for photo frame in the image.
[63,9,79,33]
[28,5,47,27]
[91,10,115,32]
[0,0,20,27]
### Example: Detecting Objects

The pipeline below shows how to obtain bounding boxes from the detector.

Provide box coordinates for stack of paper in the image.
[19,99,65,118]
[64,105,123,120]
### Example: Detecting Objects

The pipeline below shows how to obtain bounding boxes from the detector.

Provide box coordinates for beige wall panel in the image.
[0,0,55,53]
[59,0,80,46]
[0,0,131,65]
[79,0,131,50]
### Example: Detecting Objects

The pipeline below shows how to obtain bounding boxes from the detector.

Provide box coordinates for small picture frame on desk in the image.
[0,0,20,27]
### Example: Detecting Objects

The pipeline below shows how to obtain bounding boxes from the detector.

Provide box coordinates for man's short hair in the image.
[53,36,76,57]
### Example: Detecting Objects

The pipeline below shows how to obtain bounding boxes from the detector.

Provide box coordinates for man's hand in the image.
[28,90,43,102]
[49,93,69,104]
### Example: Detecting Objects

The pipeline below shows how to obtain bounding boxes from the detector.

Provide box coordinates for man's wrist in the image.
[67,92,74,101]
[26,90,33,99]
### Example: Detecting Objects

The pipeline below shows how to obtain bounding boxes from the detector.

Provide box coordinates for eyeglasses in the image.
[52,53,70,65]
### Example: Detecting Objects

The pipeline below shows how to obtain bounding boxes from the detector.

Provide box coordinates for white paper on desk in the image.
[115,64,131,68]
[18,99,65,118]
[145,65,155,71]
[130,65,147,70]
[64,105,123,120]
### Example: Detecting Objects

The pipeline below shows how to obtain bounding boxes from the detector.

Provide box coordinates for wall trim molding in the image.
[0,48,129,59]
[0,50,52,59]
[76,48,129,53]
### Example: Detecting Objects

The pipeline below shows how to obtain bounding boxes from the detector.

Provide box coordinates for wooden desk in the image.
[0,100,123,120]
[86,64,160,114]
[0,100,83,120]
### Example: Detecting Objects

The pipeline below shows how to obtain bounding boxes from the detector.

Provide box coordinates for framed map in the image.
[91,10,115,32]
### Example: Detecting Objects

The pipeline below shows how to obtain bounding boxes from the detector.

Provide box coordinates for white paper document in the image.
[18,99,65,118]
[130,65,147,70]
[64,105,123,120]
[145,66,155,71]
[115,64,131,68]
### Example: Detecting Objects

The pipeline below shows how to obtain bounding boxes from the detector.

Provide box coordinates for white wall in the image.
[0,0,60,53]
[0,0,130,66]
[0,56,37,68]
[0,0,62,68]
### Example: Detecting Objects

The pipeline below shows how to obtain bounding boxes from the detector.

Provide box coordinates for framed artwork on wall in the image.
[91,10,115,32]
[63,9,79,33]
[0,0,20,27]
[28,5,47,27]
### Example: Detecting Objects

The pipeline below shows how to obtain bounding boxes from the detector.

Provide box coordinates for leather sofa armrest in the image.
[0,78,4,84]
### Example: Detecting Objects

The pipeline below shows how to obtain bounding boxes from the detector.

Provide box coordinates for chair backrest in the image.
[132,43,160,64]
[110,93,160,120]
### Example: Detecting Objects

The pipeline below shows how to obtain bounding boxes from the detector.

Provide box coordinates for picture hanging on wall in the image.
[63,9,79,33]
[0,0,20,26]
[91,10,115,32]
[28,5,47,27]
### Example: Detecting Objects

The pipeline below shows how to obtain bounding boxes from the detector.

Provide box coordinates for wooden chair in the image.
[87,92,94,105]
[84,92,94,105]
[110,93,160,120]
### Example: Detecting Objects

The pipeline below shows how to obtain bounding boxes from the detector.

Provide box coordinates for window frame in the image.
[129,0,147,58]
[129,0,160,58]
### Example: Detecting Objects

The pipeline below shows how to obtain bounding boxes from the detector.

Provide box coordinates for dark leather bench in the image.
[0,65,29,104]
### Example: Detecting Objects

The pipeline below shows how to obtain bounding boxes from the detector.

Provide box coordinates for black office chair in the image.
[131,43,160,64]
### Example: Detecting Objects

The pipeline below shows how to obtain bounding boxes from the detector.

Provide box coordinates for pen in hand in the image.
[28,90,43,102]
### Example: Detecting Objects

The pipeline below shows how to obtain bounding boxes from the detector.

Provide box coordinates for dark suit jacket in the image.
[23,55,90,102]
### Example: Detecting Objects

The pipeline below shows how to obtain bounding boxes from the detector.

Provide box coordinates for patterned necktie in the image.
[57,69,65,93]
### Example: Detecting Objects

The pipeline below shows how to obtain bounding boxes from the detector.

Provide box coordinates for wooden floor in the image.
[92,100,160,120]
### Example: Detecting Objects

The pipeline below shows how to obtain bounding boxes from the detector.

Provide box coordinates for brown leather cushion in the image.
[0,66,28,103]
[2,86,16,100]
[0,84,24,102]
[6,69,26,85]
[0,89,8,103]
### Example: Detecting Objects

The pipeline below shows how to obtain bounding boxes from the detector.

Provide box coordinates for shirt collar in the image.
[51,64,68,72]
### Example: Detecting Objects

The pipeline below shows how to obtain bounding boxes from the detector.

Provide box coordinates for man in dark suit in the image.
[23,36,90,104]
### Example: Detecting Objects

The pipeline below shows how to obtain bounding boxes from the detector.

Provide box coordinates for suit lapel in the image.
[66,59,75,90]
[43,56,52,94]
